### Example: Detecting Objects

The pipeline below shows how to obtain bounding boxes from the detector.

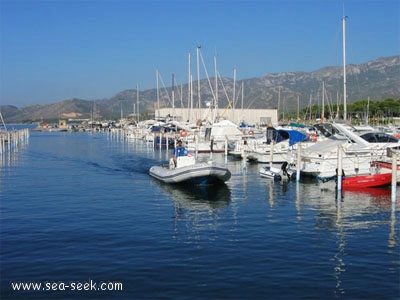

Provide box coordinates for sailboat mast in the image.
[132,91,135,118]
[172,73,175,121]
[190,74,194,122]
[188,52,191,122]
[233,68,236,122]
[136,84,139,122]
[278,86,281,122]
[241,82,244,115]
[196,45,201,112]
[214,54,218,122]
[336,91,340,120]
[321,81,325,123]
[156,69,160,118]
[342,16,348,121]
[0,112,7,130]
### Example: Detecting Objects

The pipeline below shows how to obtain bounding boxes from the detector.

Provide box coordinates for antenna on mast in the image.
[196,45,201,113]
[342,15,348,121]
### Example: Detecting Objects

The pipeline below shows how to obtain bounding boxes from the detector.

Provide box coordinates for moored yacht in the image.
[299,122,399,180]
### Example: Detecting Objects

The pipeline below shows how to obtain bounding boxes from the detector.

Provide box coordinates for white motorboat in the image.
[186,120,243,153]
[300,123,400,180]
[244,127,308,164]
[149,156,231,184]
[259,162,296,181]
[259,166,283,180]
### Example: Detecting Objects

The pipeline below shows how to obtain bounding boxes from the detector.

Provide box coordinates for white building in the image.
[154,108,278,126]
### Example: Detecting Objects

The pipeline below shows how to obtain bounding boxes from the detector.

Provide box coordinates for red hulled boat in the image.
[342,172,392,189]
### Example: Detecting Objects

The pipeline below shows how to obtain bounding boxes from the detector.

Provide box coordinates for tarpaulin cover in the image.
[266,127,307,146]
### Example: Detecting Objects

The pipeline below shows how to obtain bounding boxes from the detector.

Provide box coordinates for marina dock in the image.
[0,128,30,156]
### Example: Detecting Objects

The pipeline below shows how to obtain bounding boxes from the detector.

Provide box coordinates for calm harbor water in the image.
[1,129,399,300]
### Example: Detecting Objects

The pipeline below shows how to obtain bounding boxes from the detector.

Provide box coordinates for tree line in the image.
[281,98,400,125]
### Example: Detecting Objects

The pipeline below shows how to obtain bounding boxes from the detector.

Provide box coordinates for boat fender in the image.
[180,130,188,137]
[313,135,317,142]
[169,158,175,169]
[307,133,318,142]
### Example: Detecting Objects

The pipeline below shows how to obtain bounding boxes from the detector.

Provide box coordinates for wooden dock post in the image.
[337,146,343,192]
[224,138,228,165]
[392,151,397,203]
[296,143,301,182]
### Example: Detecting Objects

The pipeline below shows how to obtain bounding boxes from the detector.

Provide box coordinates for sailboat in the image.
[298,16,400,180]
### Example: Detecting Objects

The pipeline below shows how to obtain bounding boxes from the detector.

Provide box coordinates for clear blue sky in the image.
[1,0,399,107]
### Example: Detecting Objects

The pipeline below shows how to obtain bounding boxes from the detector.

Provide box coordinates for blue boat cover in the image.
[266,127,307,146]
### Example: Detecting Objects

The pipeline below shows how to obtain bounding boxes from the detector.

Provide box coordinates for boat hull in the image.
[371,160,400,183]
[259,167,282,180]
[342,173,392,188]
[149,162,231,184]
[259,165,296,181]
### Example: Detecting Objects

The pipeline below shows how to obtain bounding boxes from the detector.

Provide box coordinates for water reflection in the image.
[334,197,346,298]
[260,176,296,207]
[298,179,399,298]
[153,180,231,212]
[0,137,29,168]
[152,181,231,241]
[302,180,395,215]
[389,202,397,251]
[296,182,302,220]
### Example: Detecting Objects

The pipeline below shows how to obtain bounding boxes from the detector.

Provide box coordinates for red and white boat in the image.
[342,172,392,189]
[371,160,400,183]
[371,160,400,171]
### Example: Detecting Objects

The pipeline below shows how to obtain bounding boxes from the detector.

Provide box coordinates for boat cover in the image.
[266,127,307,147]
[210,120,243,139]
[303,135,370,153]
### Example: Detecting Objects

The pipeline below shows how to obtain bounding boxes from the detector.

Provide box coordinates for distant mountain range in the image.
[1,55,399,124]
